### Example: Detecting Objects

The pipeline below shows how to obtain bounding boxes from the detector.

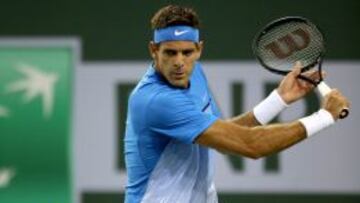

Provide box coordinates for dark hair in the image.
[151,5,200,30]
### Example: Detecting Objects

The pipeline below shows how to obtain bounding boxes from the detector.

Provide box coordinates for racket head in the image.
[253,16,325,76]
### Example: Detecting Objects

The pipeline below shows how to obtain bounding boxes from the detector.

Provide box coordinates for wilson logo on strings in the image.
[265,28,310,59]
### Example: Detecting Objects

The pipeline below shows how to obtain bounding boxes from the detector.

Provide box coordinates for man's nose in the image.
[174,53,185,68]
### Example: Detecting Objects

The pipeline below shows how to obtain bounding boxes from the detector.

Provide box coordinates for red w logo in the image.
[265,28,310,59]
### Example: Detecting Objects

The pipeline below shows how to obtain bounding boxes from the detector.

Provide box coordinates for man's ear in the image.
[195,41,204,60]
[148,41,158,59]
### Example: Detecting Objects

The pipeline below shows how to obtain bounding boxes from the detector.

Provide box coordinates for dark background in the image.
[1,0,359,61]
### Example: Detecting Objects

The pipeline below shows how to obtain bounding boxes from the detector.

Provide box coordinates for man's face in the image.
[149,41,203,88]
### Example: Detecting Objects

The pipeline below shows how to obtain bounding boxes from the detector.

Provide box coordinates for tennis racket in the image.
[253,16,349,119]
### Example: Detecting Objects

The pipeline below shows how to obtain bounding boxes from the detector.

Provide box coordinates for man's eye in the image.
[183,50,194,56]
[165,50,177,56]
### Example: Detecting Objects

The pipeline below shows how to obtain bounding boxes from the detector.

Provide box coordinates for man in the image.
[124,5,349,203]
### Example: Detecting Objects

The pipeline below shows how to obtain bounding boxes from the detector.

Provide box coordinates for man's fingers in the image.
[302,70,326,80]
[291,61,302,76]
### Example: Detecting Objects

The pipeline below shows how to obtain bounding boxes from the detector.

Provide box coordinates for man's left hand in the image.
[277,61,324,104]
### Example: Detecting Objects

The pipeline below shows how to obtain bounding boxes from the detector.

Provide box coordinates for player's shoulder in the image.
[148,85,192,112]
[193,61,203,74]
[192,61,208,81]
[131,82,187,112]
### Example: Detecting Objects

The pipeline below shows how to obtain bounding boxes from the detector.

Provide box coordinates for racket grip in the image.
[317,81,331,97]
[316,81,349,119]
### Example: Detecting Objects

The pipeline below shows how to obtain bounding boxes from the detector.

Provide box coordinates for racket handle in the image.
[317,81,349,119]
[317,81,332,97]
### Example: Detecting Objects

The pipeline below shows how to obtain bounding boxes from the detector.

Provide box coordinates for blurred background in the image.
[0,0,359,203]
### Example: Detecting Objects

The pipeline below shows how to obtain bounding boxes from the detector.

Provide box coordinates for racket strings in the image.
[256,21,324,72]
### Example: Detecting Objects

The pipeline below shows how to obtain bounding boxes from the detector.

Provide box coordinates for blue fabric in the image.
[124,62,220,203]
[154,25,199,43]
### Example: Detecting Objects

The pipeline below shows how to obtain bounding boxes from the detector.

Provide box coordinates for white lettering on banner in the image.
[0,105,10,117]
[5,63,59,118]
[0,167,16,188]
[74,62,360,194]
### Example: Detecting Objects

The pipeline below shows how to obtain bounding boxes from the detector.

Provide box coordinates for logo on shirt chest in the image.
[201,97,212,114]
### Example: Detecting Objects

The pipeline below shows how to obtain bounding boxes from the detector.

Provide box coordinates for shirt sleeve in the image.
[146,90,218,144]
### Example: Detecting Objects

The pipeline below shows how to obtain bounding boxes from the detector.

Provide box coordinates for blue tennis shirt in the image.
[124,62,221,203]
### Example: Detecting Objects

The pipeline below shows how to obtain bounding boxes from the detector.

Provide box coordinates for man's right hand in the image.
[322,89,350,120]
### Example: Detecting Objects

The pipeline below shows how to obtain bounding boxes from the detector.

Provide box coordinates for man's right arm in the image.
[196,119,306,159]
[196,90,349,159]
[227,111,261,127]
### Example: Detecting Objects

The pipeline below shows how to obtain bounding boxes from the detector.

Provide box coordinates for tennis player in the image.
[124,5,349,203]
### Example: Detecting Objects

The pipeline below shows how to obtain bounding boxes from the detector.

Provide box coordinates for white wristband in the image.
[299,109,335,137]
[253,90,289,125]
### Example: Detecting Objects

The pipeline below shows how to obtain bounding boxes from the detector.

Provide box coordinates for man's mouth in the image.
[172,71,185,79]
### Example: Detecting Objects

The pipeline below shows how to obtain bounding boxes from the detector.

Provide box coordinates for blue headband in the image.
[154,25,199,43]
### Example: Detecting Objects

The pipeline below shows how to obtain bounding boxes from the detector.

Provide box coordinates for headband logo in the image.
[174,29,189,36]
